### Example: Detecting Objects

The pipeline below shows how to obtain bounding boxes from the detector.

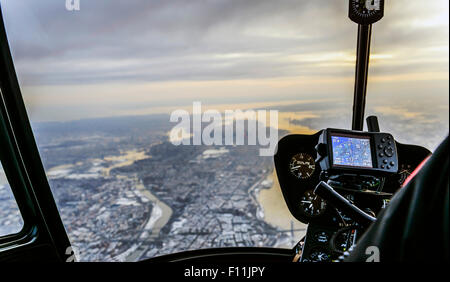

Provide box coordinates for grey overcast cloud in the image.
[0,0,448,122]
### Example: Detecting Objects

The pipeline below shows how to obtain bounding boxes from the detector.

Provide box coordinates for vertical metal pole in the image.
[352,24,372,131]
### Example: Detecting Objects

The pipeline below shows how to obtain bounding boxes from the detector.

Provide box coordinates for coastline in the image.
[256,171,307,248]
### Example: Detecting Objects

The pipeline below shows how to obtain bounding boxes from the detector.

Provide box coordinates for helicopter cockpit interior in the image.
[0,0,448,271]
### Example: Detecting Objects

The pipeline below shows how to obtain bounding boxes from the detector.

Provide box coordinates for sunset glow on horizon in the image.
[0,0,447,122]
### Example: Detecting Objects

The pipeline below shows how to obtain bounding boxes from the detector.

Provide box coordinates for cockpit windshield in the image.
[0,0,448,261]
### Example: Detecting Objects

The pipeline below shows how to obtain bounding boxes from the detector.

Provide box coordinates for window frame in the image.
[0,5,72,261]
[0,87,36,246]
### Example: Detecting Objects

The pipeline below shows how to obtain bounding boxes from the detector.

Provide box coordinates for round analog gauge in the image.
[349,0,384,25]
[289,153,316,179]
[299,190,327,217]
[309,248,330,262]
[314,231,330,244]
[352,0,379,16]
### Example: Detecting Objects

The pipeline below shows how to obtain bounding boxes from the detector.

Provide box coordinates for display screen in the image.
[331,135,373,168]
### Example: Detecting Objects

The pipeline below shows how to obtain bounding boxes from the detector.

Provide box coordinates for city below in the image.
[0,103,447,261]
[0,114,302,261]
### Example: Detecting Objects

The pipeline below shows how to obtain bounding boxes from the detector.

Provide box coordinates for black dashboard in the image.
[274,130,431,262]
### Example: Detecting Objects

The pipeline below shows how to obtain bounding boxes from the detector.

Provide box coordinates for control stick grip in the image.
[314,181,376,226]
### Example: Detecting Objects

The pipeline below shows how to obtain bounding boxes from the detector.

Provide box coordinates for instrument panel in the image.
[274,131,431,225]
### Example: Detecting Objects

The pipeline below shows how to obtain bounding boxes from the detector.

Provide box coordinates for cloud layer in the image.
[0,0,448,121]
[1,0,447,86]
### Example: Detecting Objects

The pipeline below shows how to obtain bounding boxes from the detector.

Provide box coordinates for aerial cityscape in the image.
[0,100,448,261]
[0,114,299,261]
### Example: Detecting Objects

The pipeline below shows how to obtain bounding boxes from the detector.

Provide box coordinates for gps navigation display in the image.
[331,135,373,168]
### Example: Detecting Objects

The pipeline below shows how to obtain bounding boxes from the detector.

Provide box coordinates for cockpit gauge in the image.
[314,231,330,244]
[289,153,316,179]
[334,231,352,252]
[349,0,385,25]
[309,247,330,262]
[333,229,357,253]
[299,190,327,217]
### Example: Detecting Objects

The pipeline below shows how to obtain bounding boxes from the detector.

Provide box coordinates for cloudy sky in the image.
[0,0,448,122]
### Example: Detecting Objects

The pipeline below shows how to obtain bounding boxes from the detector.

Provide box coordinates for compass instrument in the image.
[289,153,316,179]
[349,0,385,25]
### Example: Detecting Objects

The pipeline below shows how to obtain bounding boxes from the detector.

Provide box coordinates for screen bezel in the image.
[328,132,375,169]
